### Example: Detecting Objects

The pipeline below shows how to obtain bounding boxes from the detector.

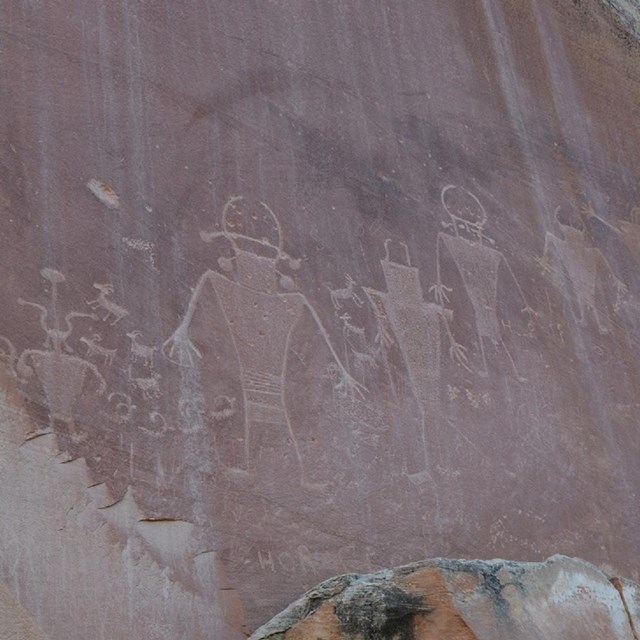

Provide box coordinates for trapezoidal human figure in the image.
[431,185,535,381]
[163,196,365,490]
[363,239,468,488]
[541,204,628,334]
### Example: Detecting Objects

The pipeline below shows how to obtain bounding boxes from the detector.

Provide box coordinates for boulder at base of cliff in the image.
[250,555,639,640]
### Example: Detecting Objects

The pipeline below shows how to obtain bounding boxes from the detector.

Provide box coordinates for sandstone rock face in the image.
[601,1,640,39]
[2,0,640,637]
[0,583,49,640]
[251,556,640,640]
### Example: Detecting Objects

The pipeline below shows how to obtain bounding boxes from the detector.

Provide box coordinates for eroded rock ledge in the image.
[250,555,640,639]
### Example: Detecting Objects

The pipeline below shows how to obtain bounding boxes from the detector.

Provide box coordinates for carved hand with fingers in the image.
[334,368,368,401]
[580,202,596,219]
[162,324,202,367]
[448,339,472,373]
[429,283,452,305]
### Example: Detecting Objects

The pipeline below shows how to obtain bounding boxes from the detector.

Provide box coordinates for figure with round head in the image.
[431,185,534,380]
[163,196,365,490]
[440,185,488,243]
[16,267,106,441]
[198,196,301,294]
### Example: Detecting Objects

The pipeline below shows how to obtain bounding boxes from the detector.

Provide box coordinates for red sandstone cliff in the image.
[2,0,640,637]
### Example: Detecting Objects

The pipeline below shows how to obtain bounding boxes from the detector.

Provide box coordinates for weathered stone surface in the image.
[0,381,246,639]
[0,583,49,640]
[2,0,640,637]
[251,556,639,639]
[601,1,640,40]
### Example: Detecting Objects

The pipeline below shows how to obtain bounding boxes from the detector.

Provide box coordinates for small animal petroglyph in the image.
[126,331,156,368]
[336,312,378,381]
[210,395,237,421]
[86,178,120,209]
[140,411,172,437]
[80,334,117,366]
[127,366,161,400]
[87,284,129,325]
[326,274,364,310]
[107,392,137,424]
[339,313,366,342]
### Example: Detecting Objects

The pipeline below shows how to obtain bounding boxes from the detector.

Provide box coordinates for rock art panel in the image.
[433,186,535,380]
[163,196,364,489]
[2,0,640,637]
[539,204,627,334]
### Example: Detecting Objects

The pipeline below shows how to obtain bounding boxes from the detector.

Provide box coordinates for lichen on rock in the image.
[250,555,640,639]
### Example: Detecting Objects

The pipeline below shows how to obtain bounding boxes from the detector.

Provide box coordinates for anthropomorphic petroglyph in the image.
[576,202,639,307]
[80,334,117,366]
[541,204,627,333]
[126,331,157,368]
[163,196,365,489]
[87,284,129,325]
[18,299,96,353]
[362,240,463,486]
[432,185,534,380]
[16,269,106,440]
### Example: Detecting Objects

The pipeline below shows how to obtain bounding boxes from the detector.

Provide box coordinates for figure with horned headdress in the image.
[431,185,535,380]
[163,196,365,490]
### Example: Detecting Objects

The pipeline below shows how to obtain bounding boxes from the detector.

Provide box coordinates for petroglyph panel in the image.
[3,0,640,637]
